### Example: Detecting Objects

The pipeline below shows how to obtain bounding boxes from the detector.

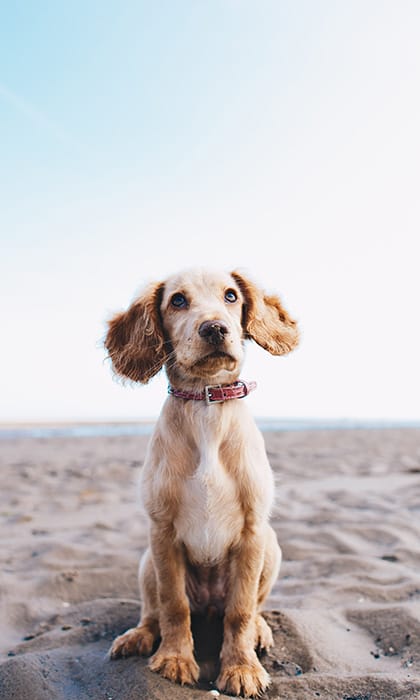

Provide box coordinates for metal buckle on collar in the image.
[236,380,247,396]
[204,384,223,405]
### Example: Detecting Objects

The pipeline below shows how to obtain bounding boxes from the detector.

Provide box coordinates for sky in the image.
[1,1,419,422]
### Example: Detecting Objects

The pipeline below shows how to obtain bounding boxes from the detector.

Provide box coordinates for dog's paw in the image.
[255,614,274,653]
[109,625,157,659]
[217,658,270,697]
[149,651,199,686]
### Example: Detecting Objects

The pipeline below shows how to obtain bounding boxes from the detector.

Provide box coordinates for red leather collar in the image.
[168,380,257,405]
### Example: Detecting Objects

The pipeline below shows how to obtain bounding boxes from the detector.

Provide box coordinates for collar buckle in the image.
[204,384,224,405]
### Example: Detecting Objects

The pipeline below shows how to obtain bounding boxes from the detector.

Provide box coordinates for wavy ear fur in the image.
[105,282,166,383]
[231,271,299,355]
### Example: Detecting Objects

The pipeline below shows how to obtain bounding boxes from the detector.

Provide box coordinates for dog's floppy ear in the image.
[231,271,299,355]
[105,282,167,383]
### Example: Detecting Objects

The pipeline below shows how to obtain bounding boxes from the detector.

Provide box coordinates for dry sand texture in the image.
[1,428,420,699]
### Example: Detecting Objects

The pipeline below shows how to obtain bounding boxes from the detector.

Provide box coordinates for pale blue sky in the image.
[1,1,419,421]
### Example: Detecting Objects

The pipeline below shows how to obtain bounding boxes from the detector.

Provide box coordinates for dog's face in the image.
[160,269,245,385]
[105,267,299,388]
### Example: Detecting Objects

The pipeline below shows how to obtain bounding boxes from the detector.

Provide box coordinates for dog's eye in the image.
[171,293,188,308]
[224,289,237,303]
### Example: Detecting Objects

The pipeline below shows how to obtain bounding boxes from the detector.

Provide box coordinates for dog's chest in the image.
[174,448,243,565]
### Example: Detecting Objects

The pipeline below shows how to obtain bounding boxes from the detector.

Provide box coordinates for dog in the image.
[105,268,299,697]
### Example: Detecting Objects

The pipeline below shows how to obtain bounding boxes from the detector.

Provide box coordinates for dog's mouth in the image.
[195,350,235,365]
[194,350,235,367]
[170,348,241,383]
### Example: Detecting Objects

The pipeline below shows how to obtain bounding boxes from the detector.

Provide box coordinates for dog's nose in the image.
[198,320,229,345]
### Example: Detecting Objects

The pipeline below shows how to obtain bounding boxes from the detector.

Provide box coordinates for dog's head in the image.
[105,268,299,388]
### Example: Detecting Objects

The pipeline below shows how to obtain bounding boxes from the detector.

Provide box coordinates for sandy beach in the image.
[1,427,420,699]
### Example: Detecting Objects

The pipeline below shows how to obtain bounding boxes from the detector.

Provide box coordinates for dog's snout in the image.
[198,320,229,345]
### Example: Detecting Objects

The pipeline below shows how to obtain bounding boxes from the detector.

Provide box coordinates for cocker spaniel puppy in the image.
[105,268,299,697]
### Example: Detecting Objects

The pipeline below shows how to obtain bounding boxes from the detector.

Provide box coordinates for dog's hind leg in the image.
[258,525,281,607]
[255,525,281,652]
[110,548,160,658]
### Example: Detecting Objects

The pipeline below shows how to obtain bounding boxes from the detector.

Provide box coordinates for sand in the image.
[1,427,420,699]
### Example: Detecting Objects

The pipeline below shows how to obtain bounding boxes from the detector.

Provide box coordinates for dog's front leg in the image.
[148,524,199,686]
[217,529,270,697]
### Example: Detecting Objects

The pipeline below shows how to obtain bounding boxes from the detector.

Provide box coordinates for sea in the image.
[0,419,419,440]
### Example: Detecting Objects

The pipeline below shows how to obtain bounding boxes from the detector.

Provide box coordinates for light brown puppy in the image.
[105,268,299,697]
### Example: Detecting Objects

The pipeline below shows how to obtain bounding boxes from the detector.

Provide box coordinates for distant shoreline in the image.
[0,418,419,440]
